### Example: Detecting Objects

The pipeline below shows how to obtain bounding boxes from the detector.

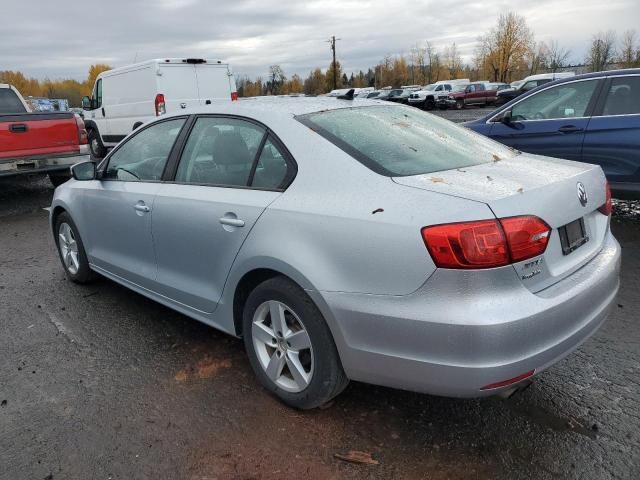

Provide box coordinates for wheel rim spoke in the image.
[285,352,310,389]
[58,223,79,274]
[269,301,288,337]
[285,329,311,351]
[265,350,285,381]
[252,321,276,347]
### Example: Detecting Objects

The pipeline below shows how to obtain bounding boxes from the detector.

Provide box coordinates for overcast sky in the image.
[2,0,638,81]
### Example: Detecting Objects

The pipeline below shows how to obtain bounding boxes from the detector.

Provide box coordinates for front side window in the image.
[511,79,599,121]
[175,117,266,187]
[435,85,443,91]
[467,85,476,93]
[521,81,538,92]
[104,118,185,181]
[298,105,518,177]
[95,79,103,108]
[602,76,640,116]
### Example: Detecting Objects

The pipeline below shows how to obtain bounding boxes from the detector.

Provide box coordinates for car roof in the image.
[165,96,396,120]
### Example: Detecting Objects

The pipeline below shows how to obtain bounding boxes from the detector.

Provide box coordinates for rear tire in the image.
[243,276,348,409]
[54,212,96,284]
[88,129,107,160]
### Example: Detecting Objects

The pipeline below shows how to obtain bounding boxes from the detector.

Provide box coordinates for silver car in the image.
[51,98,620,409]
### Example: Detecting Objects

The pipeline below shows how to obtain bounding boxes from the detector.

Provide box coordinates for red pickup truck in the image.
[439,82,498,110]
[1,84,89,186]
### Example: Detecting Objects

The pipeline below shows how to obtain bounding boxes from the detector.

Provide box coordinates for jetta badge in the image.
[577,182,588,207]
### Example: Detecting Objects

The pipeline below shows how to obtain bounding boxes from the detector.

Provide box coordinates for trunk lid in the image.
[393,154,609,292]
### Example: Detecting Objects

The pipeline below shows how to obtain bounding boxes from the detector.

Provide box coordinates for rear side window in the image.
[297,105,517,177]
[0,88,27,114]
[602,76,640,116]
[175,117,266,187]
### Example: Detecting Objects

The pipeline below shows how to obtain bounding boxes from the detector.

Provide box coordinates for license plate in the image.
[559,218,589,255]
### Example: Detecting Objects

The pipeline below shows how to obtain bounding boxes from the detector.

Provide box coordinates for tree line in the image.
[0,64,111,107]
[238,13,640,97]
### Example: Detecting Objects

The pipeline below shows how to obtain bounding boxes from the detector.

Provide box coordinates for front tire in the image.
[54,212,96,284]
[455,99,465,110]
[424,98,435,110]
[88,129,107,159]
[243,276,348,409]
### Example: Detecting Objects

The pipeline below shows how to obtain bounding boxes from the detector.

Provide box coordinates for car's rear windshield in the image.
[297,105,517,177]
[0,88,27,114]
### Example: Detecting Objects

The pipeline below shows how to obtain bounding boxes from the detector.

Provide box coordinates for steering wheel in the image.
[533,111,546,120]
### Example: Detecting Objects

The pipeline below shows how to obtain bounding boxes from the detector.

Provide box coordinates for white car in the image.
[408,80,469,110]
[81,58,237,159]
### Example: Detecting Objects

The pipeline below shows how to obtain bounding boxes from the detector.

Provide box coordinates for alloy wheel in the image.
[251,300,314,393]
[58,222,80,274]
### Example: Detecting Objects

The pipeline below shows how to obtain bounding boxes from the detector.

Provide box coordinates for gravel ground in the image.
[0,152,639,480]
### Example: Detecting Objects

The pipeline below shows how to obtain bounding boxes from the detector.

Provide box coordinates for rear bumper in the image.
[0,147,89,177]
[322,232,621,397]
[610,181,640,200]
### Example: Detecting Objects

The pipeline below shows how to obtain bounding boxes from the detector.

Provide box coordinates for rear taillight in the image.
[231,91,239,101]
[155,93,166,116]
[598,182,612,216]
[421,215,550,269]
[74,114,88,145]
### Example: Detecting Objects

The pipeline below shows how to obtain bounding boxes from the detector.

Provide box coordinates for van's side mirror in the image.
[82,96,91,110]
[71,161,96,181]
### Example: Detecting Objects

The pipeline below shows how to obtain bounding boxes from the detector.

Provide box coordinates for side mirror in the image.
[500,109,512,124]
[82,96,91,110]
[71,161,96,181]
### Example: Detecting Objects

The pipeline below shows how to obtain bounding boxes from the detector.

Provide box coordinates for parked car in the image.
[465,69,640,199]
[82,58,237,159]
[488,82,511,92]
[408,79,469,110]
[0,84,89,186]
[386,88,415,104]
[51,97,619,409]
[441,82,497,109]
[496,72,575,105]
[375,89,394,100]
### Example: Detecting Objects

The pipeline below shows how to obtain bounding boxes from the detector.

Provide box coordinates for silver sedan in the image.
[50,98,620,409]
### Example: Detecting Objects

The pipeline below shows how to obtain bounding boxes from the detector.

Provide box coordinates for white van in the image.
[82,58,237,158]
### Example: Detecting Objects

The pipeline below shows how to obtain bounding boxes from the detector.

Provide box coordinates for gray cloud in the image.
[2,0,638,81]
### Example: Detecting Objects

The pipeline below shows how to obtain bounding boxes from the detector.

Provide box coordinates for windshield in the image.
[297,105,518,177]
[423,84,436,91]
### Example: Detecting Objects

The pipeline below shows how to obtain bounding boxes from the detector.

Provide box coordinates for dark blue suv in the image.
[465,69,640,199]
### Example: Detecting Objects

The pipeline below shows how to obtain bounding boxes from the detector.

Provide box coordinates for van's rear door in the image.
[194,64,234,104]
[158,65,200,113]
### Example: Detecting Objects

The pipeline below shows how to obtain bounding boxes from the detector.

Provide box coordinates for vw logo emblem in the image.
[180,102,187,109]
[577,182,588,207]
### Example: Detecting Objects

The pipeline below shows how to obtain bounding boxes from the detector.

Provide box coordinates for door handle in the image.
[134,204,151,213]
[557,125,583,133]
[9,123,27,133]
[219,217,245,227]
[101,107,106,116]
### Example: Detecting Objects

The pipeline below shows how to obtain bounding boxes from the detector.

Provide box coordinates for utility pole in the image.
[327,36,341,90]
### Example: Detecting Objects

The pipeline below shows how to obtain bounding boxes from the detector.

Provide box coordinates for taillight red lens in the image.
[155,93,166,116]
[74,114,88,145]
[421,219,509,269]
[422,215,551,269]
[598,182,612,216]
[500,216,551,263]
[231,91,239,101]
[480,369,535,391]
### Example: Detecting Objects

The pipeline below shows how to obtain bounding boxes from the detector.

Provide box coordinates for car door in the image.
[151,115,295,313]
[81,117,187,287]
[487,78,602,161]
[582,74,640,187]
[86,78,110,136]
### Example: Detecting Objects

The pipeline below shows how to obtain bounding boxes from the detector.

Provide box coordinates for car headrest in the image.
[212,131,251,166]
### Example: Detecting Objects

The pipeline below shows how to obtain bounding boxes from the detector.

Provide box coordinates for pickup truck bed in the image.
[1,85,89,185]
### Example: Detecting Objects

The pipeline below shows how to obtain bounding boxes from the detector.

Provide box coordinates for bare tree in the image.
[409,43,427,84]
[620,30,638,68]
[527,41,549,75]
[586,31,617,72]
[443,42,464,78]
[547,40,571,72]
[425,41,441,83]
